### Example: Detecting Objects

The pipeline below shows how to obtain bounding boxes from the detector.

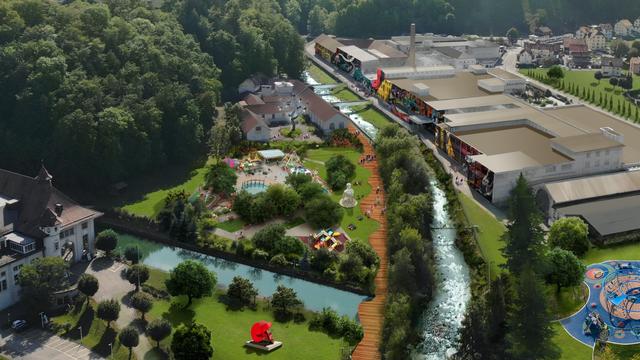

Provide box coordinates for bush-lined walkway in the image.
[350,127,387,360]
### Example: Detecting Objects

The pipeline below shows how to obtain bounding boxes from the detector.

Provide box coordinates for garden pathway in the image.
[350,127,387,360]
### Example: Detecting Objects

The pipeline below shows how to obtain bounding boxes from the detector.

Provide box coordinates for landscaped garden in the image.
[521,68,640,122]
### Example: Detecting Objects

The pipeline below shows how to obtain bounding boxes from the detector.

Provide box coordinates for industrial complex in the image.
[310,26,640,244]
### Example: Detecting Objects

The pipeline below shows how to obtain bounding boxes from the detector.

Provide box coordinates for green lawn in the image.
[582,242,640,265]
[609,343,640,358]
[331,86,360,102]
[551,322,593,360]
[217,218,246,233]
[120,164,209,218]
[51,301,134,360]
[521,68,640,121]
[303,147,379,244]
[458,193,506,277]
[351,105,391,130]
[307,63,336,84]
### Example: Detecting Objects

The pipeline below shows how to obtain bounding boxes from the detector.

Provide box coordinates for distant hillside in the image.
[297,0,640,37]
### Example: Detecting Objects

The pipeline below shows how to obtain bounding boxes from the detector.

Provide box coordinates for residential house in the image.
[535,26,553,38]
[563,38,591,68]
[615,19,633,37]
[0,166,102,310]
[599,23,614,39]
[630,57,640,75]
[601,56,624,77]
[238,74,271,95]
[635,18,640,33]
[238,79,349,139]
[586,30,607,51]
[576,26,591,39]
[517,49,534,66]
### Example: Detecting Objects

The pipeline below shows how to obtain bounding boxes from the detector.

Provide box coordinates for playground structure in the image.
[312,229,344,252]
[603,262,640,328]
[583,311,609,341]
[245,321,283,352]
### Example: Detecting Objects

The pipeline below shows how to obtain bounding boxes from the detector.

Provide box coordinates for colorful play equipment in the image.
[583,311,608,341]
[603,262,640,328]
[312,229,341,252]
[245,321,283,352]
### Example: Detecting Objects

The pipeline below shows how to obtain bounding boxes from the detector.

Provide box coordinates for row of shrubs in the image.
[376,125,438,359]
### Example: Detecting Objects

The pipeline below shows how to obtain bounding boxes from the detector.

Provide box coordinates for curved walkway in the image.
[350,127,388,360]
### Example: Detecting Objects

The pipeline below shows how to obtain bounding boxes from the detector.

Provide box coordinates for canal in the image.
[116,232,367,318]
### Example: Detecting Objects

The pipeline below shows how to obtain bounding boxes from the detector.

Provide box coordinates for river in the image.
[116,232,367,318]
[305,70,472,358]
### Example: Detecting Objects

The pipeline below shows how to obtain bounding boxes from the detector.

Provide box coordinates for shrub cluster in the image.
[325,154,356,190]
[232,184,301,224]
[309,308,364,344]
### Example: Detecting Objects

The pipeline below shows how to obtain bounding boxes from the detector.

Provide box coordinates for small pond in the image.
[116,232,367,318]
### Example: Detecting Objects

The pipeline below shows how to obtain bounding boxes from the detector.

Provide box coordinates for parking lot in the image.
[1,328,103,360]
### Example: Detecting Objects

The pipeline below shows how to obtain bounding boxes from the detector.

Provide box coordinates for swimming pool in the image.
[241,180,267,194]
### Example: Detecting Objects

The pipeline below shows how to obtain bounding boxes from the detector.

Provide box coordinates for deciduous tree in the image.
[165,260,217,307]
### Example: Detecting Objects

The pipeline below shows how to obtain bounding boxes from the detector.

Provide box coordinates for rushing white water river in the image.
[412,180,471,359]
[304,69,471,358]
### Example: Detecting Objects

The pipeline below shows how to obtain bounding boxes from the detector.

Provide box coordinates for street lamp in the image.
[78,326,83,343]
[137,245,140,291]
[39,312,45,328]
[109,343,113,359]
[7,312,10,327]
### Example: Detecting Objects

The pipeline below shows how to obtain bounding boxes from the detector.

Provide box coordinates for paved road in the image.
[1,328,103,360]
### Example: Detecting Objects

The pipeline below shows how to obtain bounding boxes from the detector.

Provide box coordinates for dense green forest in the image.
[302,0,640,37]
[0,0,306,189]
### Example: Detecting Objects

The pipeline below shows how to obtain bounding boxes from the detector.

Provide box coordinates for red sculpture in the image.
[251,321,274,344]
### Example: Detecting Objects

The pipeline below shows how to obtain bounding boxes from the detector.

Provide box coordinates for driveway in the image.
[0,328,103,360]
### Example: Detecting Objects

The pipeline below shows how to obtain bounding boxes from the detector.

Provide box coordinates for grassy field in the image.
[120,163,209,218]
[458,193,506,277]
[551,322,593,360]
[303,147,379,245]
[546,284,588,320]
[145,269,349,360]
[51,301,133,360]
[331,86,360,102]
[351,105,391,130]
[217,218,246,233]
[307,63,336,84]
[582,241,640,265]
[521,68,640,121]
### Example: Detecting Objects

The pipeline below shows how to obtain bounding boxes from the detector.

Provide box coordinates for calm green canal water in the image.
[116,232,367,318]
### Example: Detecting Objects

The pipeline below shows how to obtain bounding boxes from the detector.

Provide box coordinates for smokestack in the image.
[409,23,416,69]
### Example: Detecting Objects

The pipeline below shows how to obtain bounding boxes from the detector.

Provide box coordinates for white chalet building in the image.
[0,166,101,310]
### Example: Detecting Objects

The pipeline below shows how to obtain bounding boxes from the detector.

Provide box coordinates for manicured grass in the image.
[51,301,133,360]
[146,266,170,291]
[148,292,349,360]
[458,192,506,277]
[551,322,592,360]
[331,86,360,102]
[304,147,379,244]
[284,216,306,229]
[217,218,246,233]
[609,343,640,358]
[351,105,391,130]
[582,242,640,265]
[521,68,640,121]
[120,164,209,218]
[307,63,336,84]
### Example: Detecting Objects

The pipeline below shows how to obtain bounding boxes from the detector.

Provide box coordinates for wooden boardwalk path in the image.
[350,127,387,360]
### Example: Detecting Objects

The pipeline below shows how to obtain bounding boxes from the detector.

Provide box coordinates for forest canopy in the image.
[0,0,221,187]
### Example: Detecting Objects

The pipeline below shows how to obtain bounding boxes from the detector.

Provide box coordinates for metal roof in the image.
[257,149,286,160]
[544,170,640,205]
[425,94,519,111]
[338,45,379,63]
[558,194,640,236]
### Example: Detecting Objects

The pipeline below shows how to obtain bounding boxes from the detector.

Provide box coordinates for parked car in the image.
[11,320,28,332]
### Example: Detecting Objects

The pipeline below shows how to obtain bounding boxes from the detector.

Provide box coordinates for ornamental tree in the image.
[548,217,590,256]
[130,292,153,320]
[545,248,585,293]
[165,260,217,307]
[95,229,118,256]
[147,318,172,348]
[118,326,139,360]
[125,264,150,292]
[77,274,99,306]
[171,323,214,360]
[97,299,120,328]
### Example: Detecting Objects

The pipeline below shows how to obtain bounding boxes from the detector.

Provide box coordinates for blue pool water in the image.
[241,182,268,194]
[116,232,367,317]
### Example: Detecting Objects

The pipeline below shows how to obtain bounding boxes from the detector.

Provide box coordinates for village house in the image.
[563,38,592,68]
[634,18,640,33]
[576,26,591,39]
[0,166,101,310]
[599,23,614,39]
[615,19,633,37]
[630,57,640,75]
[517,49,534,67]
[586,30,607,51]
[600,56,624,77]
[238,79,349,140]
[535,26,553,38]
